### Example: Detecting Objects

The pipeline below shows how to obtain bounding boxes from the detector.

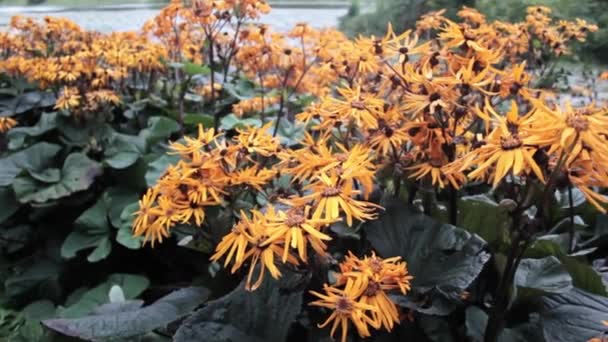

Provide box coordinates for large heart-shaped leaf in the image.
[61,197,111,262]
[58,274,149,319]
[514,257,572,294]
[104,133,145,169]
[7,112,57,150]
[145,154,180,187]
[183,62,211,76]
[116,202,143,249]
[220,113,262,130]
[44,287,209,341]
[4,259,61,297]
[174,274,304,342]
[183,113,214,128]
[458,195,510,244]
[103,187,139,229]
[140,116,180,146]
[13,153,102,204]
[465,306,545,342]
[540,288,608,342]
[56,117,113,147]
[363,201,490,315]
[525,239,607,296]
[0,142,62,186]
[0,91,55,116]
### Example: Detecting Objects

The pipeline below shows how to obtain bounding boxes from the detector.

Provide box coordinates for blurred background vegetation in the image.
[340,0,608,63]
[0,0,605,63]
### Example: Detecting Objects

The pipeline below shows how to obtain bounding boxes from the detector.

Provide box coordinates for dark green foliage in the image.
[341,0,608,62]
[174,275,304,342]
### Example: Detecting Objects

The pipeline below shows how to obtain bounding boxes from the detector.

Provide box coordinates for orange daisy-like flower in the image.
[211,209,295,291]
[0,117,17,133]
[337,252,413,332]
[234,122,280,157]
[324,85,384,129]
[262,205,334,262]
[55,86,81,110]
[290,172,381,227]
[310,278,378,342]
[451,101,546,187]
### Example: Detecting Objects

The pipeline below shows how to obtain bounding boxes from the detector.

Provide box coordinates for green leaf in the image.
[220,113,262,130]
[0,91,55,116]
[0,224,31,253]
[7,112,57,150]
[0,187,20,224]
[458,195,510,244]
[23,300,56,321]
[549,216,587,235]
[103,187,139,228]
[4,259,61,297]
[540,288,608,342]
[141,116,180,146]
[13,153,102,204]
[525,239,607,296]
[86,237,112,262]
[58,274,149,319]
[465,306,545,342]
[44,287,208,341]
[104,133,144,169]
[183,62,210,76]
[183,113,215,128]
[117,228,141,250]
[56,116,113,147]
[275,118,305,146]
[363,200,490,315]
[223,78,256,100]
[0,142,62,186]
[28,168,61,183]
[145,154,180,187]
[92,300,144,315]
[555,188,587,209]
[116,202,143,249]
[174,274,304,342]
[61,198,111,262]
[561,258,607,296]
[514,257,572,294]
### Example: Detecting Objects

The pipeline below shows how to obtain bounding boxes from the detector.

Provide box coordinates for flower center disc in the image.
[351,100,366,110]
[322,186,342,197]
[336,297,354,314]
[566,114,589,132]
[500,134,523,150]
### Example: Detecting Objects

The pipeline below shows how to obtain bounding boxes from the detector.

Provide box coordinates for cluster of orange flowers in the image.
[133,123,279,244]
[233,22,349,102]
[127,4,606,341]
[0,16,165,116]
[141,0,344,121]
[133,121,383,288]
[143,0,271,64]
[310,253,412,341]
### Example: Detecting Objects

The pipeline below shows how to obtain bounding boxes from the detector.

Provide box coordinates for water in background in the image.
[0,1,349,32]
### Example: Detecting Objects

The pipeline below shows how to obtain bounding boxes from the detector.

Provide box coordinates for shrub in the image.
[0,1,607,342]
